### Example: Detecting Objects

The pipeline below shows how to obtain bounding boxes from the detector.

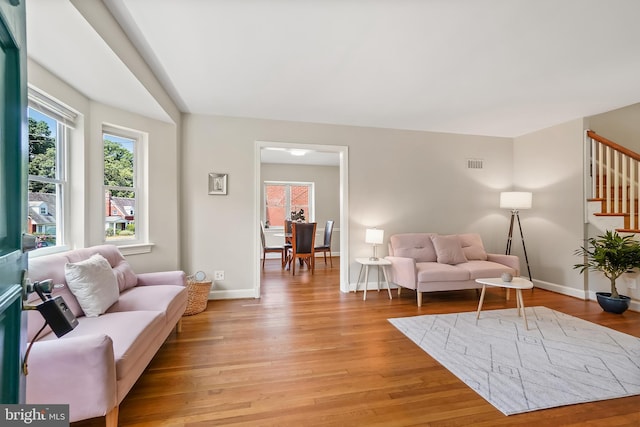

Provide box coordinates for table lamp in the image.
[500,191,532,280]
[365,228,384,261]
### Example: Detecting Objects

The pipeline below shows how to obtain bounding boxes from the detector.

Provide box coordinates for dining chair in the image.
[260,221,286,269]
[284,220,293,243]
[314,220,334,267]
[285,222,317,275]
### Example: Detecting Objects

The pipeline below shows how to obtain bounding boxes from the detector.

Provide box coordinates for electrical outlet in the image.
[214,271,224,281]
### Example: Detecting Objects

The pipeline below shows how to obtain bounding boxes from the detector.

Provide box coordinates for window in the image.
[27,90,74,249]
[103,126,144,243]
[102,125,148,248]
[263,182,314,227]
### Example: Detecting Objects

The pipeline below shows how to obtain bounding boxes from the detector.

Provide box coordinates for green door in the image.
[0,0,28,404]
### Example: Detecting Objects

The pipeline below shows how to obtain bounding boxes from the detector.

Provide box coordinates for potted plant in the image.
[290,209,305,222]
[573,230,640,314]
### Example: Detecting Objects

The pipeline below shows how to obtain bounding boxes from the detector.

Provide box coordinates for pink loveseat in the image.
[386,233,520,307]
[25,245,187,427]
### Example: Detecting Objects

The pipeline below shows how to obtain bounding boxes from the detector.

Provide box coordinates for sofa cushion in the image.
[458,260,517,279]
[107,285,187,324]
[390,233,437,262]
[65,254,120,317]
[459,233,488,261]
[432,235,468,265]
[41,310,165,381]
[112,260,138,292]
[416,262,471,282]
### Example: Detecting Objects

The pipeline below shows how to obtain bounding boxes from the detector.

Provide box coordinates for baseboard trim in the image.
[208,289,256,300]
[347,281,398,293]
[533,279,589,300]
[534,279,639,312]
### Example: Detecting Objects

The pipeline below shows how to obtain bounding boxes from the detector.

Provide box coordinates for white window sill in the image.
[28,245,71,259]
[117,242,155,256]
[28,243,155,258]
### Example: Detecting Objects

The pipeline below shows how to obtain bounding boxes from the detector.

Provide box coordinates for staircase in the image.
[587,130,640,233]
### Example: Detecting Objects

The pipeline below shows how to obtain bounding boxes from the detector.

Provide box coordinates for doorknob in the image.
[22,233,37,253]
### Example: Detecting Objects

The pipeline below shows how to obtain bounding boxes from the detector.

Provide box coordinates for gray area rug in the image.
[388,306,640,415]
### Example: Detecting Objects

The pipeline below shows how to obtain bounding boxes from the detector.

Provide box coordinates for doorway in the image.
[254,141,349,296]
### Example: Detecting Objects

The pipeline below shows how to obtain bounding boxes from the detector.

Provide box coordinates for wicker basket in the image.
[183,280,212,316]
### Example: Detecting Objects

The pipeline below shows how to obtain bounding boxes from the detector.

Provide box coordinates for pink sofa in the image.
[386,233,520,307]
[25,245,187,427]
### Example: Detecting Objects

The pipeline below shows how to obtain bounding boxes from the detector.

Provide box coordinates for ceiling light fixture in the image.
[289,149,308,156]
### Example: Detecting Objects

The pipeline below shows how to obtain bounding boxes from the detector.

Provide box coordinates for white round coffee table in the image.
[475,277,534,329]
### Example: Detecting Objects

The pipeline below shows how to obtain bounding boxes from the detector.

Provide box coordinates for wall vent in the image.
[467,159,484,169]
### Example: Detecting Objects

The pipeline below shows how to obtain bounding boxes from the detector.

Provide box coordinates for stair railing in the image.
[587,130,640,230]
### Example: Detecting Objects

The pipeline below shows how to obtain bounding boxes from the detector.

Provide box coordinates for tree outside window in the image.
[27,108,65,248]
[103,133,136,240]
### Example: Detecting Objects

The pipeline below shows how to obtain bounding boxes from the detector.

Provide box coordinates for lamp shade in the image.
[365,228,384,245]
[500,192,532,210]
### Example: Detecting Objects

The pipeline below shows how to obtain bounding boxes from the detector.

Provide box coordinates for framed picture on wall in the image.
[208,173,228,195]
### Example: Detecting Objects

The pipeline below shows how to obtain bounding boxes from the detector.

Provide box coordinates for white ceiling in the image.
[25,0,171,122]
[26,0,640,141]
[260,147,339,166]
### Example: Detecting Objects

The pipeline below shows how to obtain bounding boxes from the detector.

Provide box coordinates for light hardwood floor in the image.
[74,258,640,426]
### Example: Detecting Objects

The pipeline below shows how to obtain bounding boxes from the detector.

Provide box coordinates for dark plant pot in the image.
[595,292,631,314]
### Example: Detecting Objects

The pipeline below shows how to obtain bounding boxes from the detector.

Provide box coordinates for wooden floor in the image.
[74,258,640,426]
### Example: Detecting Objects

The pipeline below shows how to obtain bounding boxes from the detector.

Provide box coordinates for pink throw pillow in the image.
[432,235,468,265]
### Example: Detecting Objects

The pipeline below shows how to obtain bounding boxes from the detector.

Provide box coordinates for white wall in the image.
[181,114,514,298]
[512,118,586,297]
[587,103,640,151]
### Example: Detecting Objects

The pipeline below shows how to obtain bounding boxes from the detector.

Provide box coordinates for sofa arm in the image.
[26,334,117,422]
[137,270,186,287]
[385,256,418,290]
[487,253,521,276]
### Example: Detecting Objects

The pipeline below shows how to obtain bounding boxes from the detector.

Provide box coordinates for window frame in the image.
[102,123,148,248]
[263,181,315,228]
[27,94,72,253]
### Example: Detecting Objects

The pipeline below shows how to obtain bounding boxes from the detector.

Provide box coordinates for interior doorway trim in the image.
[254,141,349,296]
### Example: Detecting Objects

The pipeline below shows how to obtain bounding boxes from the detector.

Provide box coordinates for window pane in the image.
[28,109,57,179]
[103,134,134,189]
[105,189,136,241]
[27,181,57,247]
[290,185,309,220]
[265,184,285,227]
[27,107,62,248]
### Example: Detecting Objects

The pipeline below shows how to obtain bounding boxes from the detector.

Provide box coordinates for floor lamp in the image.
[500,191,533,281]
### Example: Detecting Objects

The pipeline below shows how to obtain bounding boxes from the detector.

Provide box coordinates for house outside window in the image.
[27,88,75,249]
[103,125,147,245]
[263,182,314,228]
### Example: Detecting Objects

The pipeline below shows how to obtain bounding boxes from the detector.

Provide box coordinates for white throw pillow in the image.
[64,254,119,317]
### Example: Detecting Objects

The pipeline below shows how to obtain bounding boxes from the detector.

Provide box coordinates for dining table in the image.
[274,232,292,244]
